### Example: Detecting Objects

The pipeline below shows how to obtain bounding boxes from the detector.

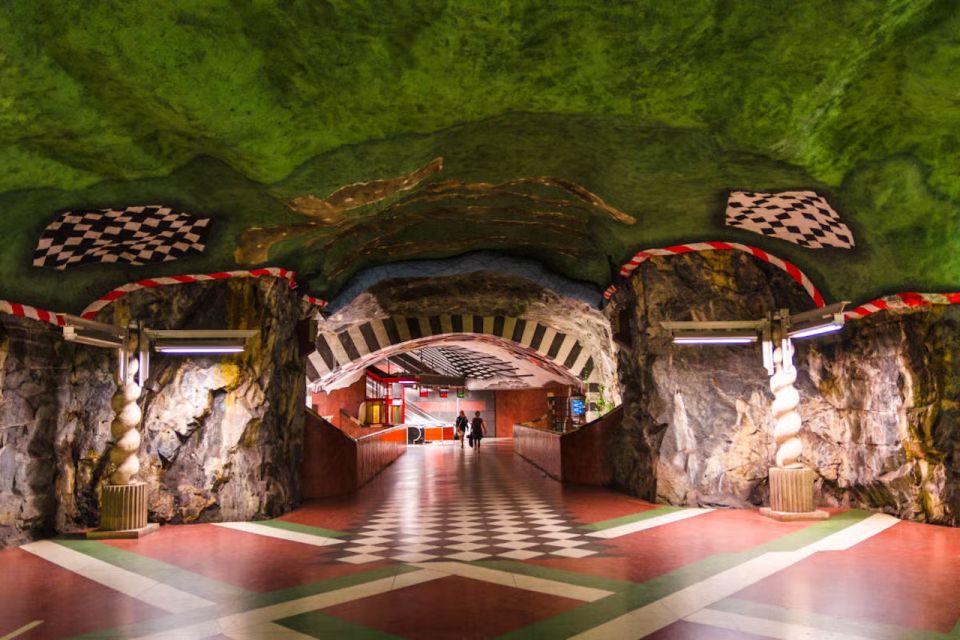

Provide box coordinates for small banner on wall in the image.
[725,190,854,249]
[33,205,209,270]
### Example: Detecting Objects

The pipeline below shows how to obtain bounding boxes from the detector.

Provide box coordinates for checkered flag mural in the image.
[725,191,854,249]
[33,205,210,270]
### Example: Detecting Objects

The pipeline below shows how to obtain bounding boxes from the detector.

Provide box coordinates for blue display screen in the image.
[570,397,586,416]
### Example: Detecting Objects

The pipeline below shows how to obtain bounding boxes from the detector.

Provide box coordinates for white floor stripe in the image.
[212,522,345,547]
[572,513,900,640]
[587,508,713,539]
[805,513,899,551]
[412,561,614,602]
[0,620,43,640]
[134,570,442,640]
[20,541,213,614]
[685,609,877,640]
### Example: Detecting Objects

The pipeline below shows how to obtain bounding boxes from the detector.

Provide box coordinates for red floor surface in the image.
[1,439,959,639]
[0,547,166,640]
[103,523,393,592]
[321,574,585,639]
[733,518,960,633]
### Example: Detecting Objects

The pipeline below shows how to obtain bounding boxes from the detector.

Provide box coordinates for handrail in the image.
[307,408,405,443]
[339,407,363,429]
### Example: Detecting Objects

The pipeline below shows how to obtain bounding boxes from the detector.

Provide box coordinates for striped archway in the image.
[307,313,600,389]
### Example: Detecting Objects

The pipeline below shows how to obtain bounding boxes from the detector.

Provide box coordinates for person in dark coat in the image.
[455,410,469,448]
[470,411,487,449]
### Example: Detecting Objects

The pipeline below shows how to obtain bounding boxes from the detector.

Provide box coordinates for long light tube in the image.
[148,329,256,356]
[673,330,758,345]
[155,345,245,354]
[673,335,757,345]
[788,322,843,339]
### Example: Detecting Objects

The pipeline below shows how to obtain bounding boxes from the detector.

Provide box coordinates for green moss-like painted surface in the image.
[0,1,958,311]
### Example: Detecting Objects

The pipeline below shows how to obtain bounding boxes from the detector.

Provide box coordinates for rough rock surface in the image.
[0,277,304,547]
[613,252,960,525]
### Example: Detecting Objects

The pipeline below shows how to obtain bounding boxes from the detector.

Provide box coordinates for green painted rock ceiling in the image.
[1,1,959,312]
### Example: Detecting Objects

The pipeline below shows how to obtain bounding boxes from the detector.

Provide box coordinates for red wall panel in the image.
[560,406,622,485]
[301,411,358,498]
[495,386,564,439]
[311,376,366,428]
[513,424,562,480]
[301,410,407,498]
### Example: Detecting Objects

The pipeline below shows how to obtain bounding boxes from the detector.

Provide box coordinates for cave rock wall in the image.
[0,277,304,547]
[613,252,959,525]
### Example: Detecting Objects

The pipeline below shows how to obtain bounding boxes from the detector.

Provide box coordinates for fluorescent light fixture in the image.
[63,327,124,349]
[786,302,848,340]
[788,323,843,339]
[148,329,257,356]
[663,321,765,346]
[154,340,246,354]
[673,331,758,345]
[397,379,417,385]
[62,315,126,349]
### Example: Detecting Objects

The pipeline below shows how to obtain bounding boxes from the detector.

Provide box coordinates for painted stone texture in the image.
[613,252,960,525]
[1,5,960,312]
[0,278,304,548]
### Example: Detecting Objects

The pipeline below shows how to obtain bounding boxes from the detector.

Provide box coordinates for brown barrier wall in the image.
[513,406,622,485]
[356,427,408,487]
[301,409,407,498]
[513,424,563,480]
[560,406,622,485]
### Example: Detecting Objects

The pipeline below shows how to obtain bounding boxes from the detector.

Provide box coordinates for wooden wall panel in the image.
[513,424,562,480]
[301,411,358,498]
[560,406,622,485]
[301,410,407,498]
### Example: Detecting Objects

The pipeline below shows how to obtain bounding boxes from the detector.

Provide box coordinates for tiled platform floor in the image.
[2,439,959,639]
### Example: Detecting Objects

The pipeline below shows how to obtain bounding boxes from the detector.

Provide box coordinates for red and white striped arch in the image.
[607,241,825,307]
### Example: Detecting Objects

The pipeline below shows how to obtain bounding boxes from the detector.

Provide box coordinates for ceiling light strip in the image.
[608,241,825,307]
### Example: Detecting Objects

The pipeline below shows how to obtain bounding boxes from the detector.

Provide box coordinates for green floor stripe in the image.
[950,616,960,637]
[712,597,951,640]
[473,559,635,593]
[499,510,874,640]
[70,563,418,640]
[581,505,683,531]
[278,610,404,639]
[258,519,349,538]
[55,538,250,602]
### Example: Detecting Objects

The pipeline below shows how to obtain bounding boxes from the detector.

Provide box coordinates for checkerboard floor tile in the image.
[325,445,611,564]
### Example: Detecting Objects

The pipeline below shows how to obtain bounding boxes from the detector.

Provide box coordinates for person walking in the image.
[455,410,469,448]
[470,411,487,449]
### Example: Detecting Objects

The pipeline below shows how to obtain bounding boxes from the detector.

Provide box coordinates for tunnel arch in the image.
[307,313,600,391]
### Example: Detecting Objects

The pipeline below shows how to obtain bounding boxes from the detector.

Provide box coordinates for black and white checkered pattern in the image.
[33,205,210,270]
[329,472,610,565]
[725,190,854,249]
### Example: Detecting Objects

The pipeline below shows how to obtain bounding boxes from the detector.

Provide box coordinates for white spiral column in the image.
[770,342,802,469]
[108,356,142,485]
[89,342,158,537]
[761,338,828,521]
